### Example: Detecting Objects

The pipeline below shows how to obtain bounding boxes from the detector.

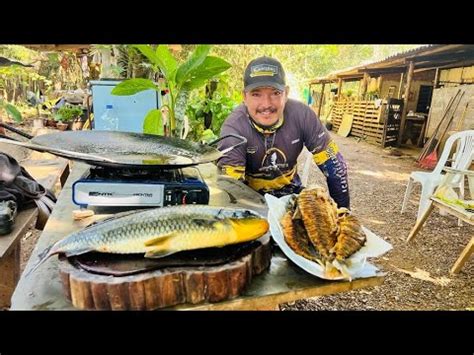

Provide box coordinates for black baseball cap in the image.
[243,56,286,92]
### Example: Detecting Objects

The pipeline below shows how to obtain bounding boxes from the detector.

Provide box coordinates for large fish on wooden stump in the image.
[26,205,269,276]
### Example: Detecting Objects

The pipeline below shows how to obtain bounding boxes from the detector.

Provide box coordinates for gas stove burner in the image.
[73,165,210,208]
[88,166,180,180]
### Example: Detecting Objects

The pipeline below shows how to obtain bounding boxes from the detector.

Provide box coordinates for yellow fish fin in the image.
[144,232,176,247]
[144,249,177,258]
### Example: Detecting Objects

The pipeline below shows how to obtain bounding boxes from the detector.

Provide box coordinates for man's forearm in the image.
[313,142,350,208]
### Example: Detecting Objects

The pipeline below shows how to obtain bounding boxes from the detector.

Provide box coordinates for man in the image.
[217,56,350,208]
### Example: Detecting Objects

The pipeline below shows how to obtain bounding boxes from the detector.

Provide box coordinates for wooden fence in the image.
[330,99,403,147]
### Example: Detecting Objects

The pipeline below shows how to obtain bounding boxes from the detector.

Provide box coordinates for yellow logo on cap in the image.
[250,71,275,77]
[250,64,279,78]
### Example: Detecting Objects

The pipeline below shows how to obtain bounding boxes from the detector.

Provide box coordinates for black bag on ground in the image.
[0,153,57,230]
[0,200,17,235]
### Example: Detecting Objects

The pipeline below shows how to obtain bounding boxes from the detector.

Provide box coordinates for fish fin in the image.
[24,244,57,278]
[64,248,93,257]
[144,249,177,258]
[85,209,142,230]
[192,218,218,227]
[144,232,176,247]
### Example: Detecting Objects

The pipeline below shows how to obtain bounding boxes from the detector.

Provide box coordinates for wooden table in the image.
[0,155,69,308]
[11,162,383,310]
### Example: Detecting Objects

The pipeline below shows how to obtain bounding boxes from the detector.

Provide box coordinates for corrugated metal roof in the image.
[366,45,436,66]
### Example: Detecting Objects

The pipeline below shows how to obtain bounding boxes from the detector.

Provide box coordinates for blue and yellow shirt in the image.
[217,99,350,208]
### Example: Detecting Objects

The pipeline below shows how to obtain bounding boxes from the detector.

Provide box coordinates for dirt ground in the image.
[2,126,472,310]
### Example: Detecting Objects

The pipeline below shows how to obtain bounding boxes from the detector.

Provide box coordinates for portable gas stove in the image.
[72,165,209,208]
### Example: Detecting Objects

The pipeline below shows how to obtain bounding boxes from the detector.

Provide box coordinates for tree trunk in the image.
[59,238,272,310]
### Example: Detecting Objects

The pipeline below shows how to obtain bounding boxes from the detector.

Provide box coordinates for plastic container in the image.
[100,104,119,131]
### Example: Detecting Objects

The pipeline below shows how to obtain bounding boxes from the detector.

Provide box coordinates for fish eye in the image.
[242,210,254,218]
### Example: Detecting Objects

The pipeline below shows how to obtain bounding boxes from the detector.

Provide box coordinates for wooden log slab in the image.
[58,235,272,310]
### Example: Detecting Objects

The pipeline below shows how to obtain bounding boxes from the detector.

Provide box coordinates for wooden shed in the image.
[309,45,474,148]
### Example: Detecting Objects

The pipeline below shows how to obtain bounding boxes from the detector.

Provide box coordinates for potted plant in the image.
[55,105,83,130]
[53,112,67,130]
[72,108,87,131]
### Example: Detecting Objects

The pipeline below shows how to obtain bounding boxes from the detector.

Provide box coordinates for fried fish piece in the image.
[281,209,321,262]
[332,212,366,261]
[298,187,339,261]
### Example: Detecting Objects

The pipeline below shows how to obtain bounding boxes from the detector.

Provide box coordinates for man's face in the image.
[243,86,289,127]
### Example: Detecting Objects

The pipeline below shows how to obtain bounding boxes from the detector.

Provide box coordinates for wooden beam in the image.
[397,72,404,99]
[336,74,364,80]
[360,73,369,99]
[336,78,343,102]
[436,59,474,71]
[309,79,336,85]
[433,68,440,89]
[24,44,91,53]
[410,50,474,63]
[360,67,407,75]
[317,82,325,118]
[450,237,474,274]
[398,61,414,146]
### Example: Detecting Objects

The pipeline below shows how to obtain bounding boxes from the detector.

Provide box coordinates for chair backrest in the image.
[433,130,474,176]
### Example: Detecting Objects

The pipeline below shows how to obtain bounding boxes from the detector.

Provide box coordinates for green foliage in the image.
[200,129,218,143]
[186,90,238,142]
[55,105,83,122]
[111,45,231,138]
[210,45,421,101]
[0,98,22,122]
[111,78,157,95]
[114,45,154,79]
[143,109,163,135]
[0,45,38,63]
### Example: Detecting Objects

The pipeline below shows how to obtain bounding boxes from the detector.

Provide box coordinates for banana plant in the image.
[111,45,231,138]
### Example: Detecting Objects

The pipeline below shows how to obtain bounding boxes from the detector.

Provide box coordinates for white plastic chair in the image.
[401,130,474,221]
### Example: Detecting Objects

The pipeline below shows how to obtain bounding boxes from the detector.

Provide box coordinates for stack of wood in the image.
[330,101,383,144]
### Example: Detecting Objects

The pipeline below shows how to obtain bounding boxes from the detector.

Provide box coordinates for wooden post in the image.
[361,73,369,99]
[397,72,404,99]
[398,61,414,146]
[433,68,440,89]
[378,75,384,97]
[317,82,325,118]
[336,78,343,102]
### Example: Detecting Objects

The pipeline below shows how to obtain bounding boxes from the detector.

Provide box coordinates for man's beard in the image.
[253,108,279,128]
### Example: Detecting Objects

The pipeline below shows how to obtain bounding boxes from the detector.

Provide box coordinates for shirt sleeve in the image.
[301,107,350,209]
[313,141,350,209]
[216,117,247,180]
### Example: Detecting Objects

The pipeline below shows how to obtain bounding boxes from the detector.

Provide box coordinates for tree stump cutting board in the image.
[58,234,272,310]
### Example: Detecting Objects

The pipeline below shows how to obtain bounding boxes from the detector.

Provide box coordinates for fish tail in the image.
[24,244,57,278]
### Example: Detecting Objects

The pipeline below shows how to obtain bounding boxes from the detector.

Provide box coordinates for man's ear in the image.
[242,90,247,105]
[285,86,290,101]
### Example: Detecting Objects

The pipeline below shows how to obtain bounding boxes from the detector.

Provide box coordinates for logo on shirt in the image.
[247,146,258,154]
[260,147,288,172]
